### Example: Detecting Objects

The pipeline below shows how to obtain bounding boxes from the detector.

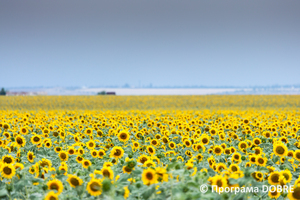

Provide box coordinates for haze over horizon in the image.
[1,1,300,88]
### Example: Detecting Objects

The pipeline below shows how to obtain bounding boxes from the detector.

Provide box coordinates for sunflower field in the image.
[1,95,300,200]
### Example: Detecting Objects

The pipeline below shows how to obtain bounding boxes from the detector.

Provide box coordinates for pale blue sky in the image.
[1,0,299,88]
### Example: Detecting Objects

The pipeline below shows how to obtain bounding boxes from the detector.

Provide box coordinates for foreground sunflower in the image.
[58,151,69,162]
[2,155,14,164]
[82,159,92,169]
[1,163,15,179]
[273,142,288,157]
[87,178,102,196]
[118,130,130,142]
[110,146,124,159]
[101,166,114,180]
[47,179,64,194]
[15,135,26,147]
[142,168,157,185]
[268,171,280,185]
[288,183,300,200]
[31,134,42,145]
[67,174,83,188]
[211,175,228,193]
[45,191,58,200]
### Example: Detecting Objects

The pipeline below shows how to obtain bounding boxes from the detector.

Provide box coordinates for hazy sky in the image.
[1,0,299,88]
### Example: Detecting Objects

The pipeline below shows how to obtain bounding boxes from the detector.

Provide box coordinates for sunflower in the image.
[101,166,114,179]
[87,178,102,196]
[44,191,58,200]
[256,156,267,167]
[147,146,156,156]
[287,150,294,157]
[82,159,92,169]
[200,134,210,145]
[211,175,228,193]
[281,169,292,183]
[210,128,217,136]
[3,123,10,130]
[44,141,52,148]
[75,155,83,164]
[90,150,98,158]
[238,142,248,151]
[2,155,15,164]
[142,168,158,185]
[29,165,37,174]
[213,145,223,156]
[231,153,242,164]
[78,147,85,155]
[161,136,169,144]
[68,147,75,155]
[268,171,280,185]
[86,140,96,150]
[31,134,42,145]
[39,158,52,168]
[123,166,133,174]
[253,147,262,155]
[143,160,156,168]
[273,142,288,157]
[132,141,140,149]
[216,163,227,173]
[20,127,28,135]
[253,138,261,146]
[288,184,300,200]
[59,165,68,175]
[67,174,83,188]
[3,132,11,139]
[229,164,240,173]
[15,135,26,147]
[254,171,264,182]
[294,150,300,162]
[98,149,106,158]
[151,139,159,146]
[268,187,280,199]
[156,167,168,182]
[85,128,93,136]
[249,155,257,164]
[124,186,130,199]
[54,146,62,153]
[14,163,24,171]
[177,156,184,162]
[103,161,113,168]
[1,164,15,179]
[184,140,192,148]
[110,146,124,159]
[117,130,130,143]
[194,143,206,152]
[47,179,63,194]
[169,142,176,149]
[59,151,69,162]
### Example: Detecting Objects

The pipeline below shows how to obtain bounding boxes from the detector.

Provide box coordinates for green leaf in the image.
[142,185,155,200]
[0,189,7,198]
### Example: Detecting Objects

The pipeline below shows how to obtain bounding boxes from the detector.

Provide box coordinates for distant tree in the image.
[97,91,106,95]
[0,88,6,96]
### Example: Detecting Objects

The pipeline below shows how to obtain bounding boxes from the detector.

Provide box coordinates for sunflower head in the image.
[47,179,64,194]
[1,163,16,179]
[142,168,157,186]
[268,171,281,185]
[67,174,83,188]
[87,178,102,196]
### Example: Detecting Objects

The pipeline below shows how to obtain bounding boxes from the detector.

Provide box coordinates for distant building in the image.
[106,92,116,95]
[6,91,47,96]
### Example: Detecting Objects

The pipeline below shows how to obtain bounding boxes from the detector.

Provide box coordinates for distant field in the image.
[1,95,300,110]
[1,95,300,200]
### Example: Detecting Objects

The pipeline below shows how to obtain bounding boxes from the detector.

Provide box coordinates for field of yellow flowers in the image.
[0,95,300,200]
